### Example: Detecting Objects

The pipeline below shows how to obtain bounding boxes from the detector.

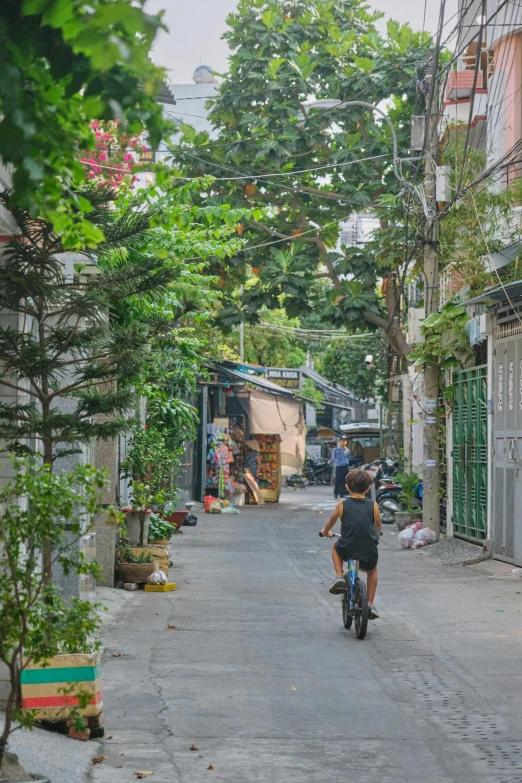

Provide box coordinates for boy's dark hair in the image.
[346,469,373,494]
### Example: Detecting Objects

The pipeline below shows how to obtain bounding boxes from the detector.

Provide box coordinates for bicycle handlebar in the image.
[319,531,340,538]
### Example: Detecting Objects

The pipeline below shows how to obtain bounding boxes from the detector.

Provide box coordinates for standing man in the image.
[331,437,350,499]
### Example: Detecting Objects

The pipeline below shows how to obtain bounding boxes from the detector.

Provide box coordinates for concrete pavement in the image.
[90,486,522,782]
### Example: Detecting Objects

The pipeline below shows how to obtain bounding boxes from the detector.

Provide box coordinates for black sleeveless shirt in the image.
[339,497,379,561]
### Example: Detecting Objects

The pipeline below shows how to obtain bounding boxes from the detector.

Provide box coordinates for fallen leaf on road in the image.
[112,653,123,657]
[136,773,154,779]
[92,756,106,765]
[291,686,297,691]
[168,624,177,629]
[190,745,199,751]
[207,765,214,770]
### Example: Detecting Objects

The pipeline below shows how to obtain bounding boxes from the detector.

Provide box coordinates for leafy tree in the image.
[0,0,167,244]
[169,0,430,358]
[319,335,387,400]
[0,458,107,773]
[107,176,251,451]
[216,309,307,368]
[0,177,249,577]
[120,425,179,546]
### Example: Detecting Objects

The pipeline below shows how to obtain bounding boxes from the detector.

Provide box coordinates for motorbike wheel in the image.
[378,498,402,524]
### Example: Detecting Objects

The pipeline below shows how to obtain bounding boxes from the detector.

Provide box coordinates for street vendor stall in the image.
[252,433,282,502]
[205,416,247,504]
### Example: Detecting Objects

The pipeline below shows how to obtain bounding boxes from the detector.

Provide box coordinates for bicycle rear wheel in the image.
[353,580,369,639]
[342,592,352,629]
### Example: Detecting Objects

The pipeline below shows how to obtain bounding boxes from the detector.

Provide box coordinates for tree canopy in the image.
[0,0,168,245]
[169,0,430,358]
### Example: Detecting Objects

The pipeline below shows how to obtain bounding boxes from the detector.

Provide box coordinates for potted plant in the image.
[394,469,423,529]
[148,513,174,547]
[120,426,179,548]
[117,546,156,584]
[0,458,108,782]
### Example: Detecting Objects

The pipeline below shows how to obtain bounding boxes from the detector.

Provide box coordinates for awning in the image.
[466,279,522,306]
[301,366,355,400]
[213,363,295,397]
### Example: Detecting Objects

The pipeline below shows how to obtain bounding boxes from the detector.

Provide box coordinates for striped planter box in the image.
[21,652,103,721]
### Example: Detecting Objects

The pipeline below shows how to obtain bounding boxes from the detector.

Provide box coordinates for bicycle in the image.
[319,531,369,640]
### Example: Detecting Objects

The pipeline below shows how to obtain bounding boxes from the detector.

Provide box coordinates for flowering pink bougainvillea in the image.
[80,120,146,189]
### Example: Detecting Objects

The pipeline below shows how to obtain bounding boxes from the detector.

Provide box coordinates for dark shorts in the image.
[335,539,378,572]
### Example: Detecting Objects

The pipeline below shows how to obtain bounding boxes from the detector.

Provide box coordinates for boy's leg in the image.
[329,543,346,594]
[366,566,378,606]
[331,543,344,577]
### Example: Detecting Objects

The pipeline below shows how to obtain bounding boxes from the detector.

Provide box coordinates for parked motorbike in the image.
[304,457,332,486]
[359,459,424,523]
[377,479,423,523]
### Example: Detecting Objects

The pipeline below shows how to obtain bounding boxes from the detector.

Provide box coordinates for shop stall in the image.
[205,416,247,505]
[252,433,281,502]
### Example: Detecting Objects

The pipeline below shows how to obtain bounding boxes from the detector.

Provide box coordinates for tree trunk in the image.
[139,510,145,548]
[363,310,410,359]
[42,439,53,583]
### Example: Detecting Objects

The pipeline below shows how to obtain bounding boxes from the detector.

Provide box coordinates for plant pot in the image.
[118,562,156,584]
[123,510,151,546]
[125,545,169,575]
[395,510,422,531]
[165,511,187,529]
[149,537,169,547]
[21,652,103,722]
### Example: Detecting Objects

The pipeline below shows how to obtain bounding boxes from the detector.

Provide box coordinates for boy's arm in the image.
[373,502,382,537]
[321,502,342,537]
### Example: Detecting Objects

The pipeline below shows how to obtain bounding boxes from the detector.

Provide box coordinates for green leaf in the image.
[261,9,279,29]
[354,56,373,73]
[268,57,286,75]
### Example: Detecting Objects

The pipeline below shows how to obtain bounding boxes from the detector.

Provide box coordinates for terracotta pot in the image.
[165,511,187,529]
[118,562,156,584]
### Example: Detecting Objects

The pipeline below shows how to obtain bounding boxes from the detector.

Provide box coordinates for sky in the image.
[146,0,459,85]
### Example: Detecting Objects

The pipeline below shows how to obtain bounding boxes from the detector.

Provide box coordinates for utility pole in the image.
[423,47,440,537]
[239,284,244,363]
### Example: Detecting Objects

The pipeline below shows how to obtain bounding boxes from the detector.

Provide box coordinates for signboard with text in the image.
[266,367,301,390]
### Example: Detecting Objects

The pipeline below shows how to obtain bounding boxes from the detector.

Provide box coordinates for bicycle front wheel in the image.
[353,580,368,640]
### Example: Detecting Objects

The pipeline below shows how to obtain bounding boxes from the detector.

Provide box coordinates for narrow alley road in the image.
[93,488,522,783]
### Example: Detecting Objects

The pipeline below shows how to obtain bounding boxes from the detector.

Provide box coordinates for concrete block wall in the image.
[94,430,118,587]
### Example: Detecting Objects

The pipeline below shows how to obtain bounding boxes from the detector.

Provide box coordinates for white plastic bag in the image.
[147,563,167,585]
[398,527,415,548]
[413,527,437,545]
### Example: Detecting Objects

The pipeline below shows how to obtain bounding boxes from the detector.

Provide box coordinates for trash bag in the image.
[209,499,222,514]
[405,520,423,534]
[204,495,216,513]
[398,527,415,548]
[221,506,239,514]
[184,513,198,527]
[413,527,437,545]
[147,563,167,585]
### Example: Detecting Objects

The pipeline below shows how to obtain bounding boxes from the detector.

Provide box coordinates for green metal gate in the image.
[452,365,488,541]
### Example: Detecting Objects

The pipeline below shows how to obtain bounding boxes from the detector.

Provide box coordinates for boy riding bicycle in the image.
[321,469,382,619]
